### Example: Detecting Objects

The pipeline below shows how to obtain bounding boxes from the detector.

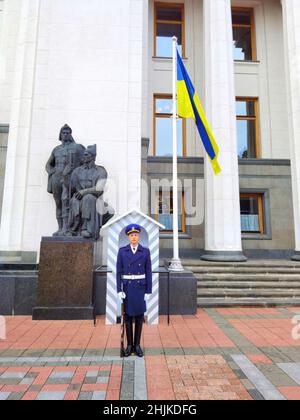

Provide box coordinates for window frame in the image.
[240,192,265,235]
[236,97,260,159]
[153,94,186,157]
[154,188,186,234]
[232,7,257,61]
[154,2,185,58]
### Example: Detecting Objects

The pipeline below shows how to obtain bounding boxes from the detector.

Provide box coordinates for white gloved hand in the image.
[145,294,151,302]
[118,292,126,302]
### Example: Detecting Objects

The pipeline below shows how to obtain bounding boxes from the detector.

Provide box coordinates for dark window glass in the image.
[237,120,257,158]
[240,194,263,233]
[155,4,184,57]
[241,196,259,215]
[156,23,182,57]
[236,100,256,117]
[157,6,182,21]
[232,10,251,25]
[157,189,183,232]
[233,27,252,60]
[232,9,254,61]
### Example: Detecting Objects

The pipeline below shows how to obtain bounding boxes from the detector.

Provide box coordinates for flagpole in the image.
[169,36,184,272]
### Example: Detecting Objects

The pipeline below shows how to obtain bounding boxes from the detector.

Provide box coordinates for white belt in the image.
[122,275,146,280]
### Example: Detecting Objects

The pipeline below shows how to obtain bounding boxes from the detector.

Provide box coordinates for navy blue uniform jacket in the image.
[116,244,152,317]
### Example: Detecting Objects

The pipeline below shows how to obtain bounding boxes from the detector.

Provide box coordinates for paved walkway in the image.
[0,307,300,400]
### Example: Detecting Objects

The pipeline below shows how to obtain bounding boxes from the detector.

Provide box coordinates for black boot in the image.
[134,316,144,357]
[124,317,134,357]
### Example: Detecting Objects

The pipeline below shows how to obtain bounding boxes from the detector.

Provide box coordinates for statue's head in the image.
[59,124,75,144]
[83,144,97,164]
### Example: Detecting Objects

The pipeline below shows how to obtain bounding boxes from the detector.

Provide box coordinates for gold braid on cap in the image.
[127,228,140,235]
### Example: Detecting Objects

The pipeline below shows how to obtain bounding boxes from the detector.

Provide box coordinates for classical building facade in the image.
[0,0,299,263]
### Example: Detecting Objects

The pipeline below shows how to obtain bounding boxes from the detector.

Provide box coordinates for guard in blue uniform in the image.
[117,224,152,357]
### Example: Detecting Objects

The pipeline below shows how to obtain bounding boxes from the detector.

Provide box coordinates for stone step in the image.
[197,297,300,308]
[197,281,300,289]
[183,259,300,268]
[0,257,21,262]
[197,289,300,297]
[0,271,37,277]
[193,273,300,281]
[186,266,300,274]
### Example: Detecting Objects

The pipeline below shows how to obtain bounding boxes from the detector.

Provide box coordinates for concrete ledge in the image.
[201,251,248,262]
[245,249,294,260]
[0,274,37,315]
[147,156,291,167]
[0,263,38,270]
[0,251,38,264]
[0,124,9,133]
[15,276,38,315]
[0,277,15,315]
[160,249,295,261]
[92,271,107,315]
[159,270,197,315]
[0,270,106,317]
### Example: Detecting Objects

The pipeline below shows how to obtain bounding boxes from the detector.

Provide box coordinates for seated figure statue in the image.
[68,145,114,239]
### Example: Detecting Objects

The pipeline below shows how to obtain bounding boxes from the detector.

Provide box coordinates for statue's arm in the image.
[46,151,55,174]
[70,170,79,196]
[79,168,107,197]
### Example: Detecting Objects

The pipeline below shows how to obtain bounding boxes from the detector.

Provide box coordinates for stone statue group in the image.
[46,124,114,240]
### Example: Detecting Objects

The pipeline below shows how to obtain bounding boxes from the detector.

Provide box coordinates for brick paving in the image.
[0,308,300,400]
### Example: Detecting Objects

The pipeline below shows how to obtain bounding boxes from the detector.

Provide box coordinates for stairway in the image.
[183,260,300,308]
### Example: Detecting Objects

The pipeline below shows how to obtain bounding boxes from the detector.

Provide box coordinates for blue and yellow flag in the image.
[177,50,221,175]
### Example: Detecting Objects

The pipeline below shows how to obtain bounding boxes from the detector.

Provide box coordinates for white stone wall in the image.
[147,0,288,160]
[0,0,40,254]
[147,0,204,157]
[0,0,22,125]
[282,0,300,253]
[234,0,289,159]
[0,0,144,258]
[0,1,3,37]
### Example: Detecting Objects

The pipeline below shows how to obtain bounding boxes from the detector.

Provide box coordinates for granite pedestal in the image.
[159,269,197,315]
[32,237,95,320]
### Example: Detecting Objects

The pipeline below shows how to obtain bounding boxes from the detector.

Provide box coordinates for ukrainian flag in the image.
[177,50,221,175]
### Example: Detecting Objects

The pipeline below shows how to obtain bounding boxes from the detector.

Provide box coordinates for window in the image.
[154,95,185,157]
[155,188,186,233]
[232,8,256,61]
[154,3,184,58]
[240,193,264,234]
[0,125,8,221]
[236,98,260,159]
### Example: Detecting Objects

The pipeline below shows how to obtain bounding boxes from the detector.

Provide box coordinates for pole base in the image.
[168,258,184,272]
[292,251,300,262]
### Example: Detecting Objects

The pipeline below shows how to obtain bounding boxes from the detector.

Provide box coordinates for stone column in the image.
[202,0,246,262]
[0,0,41,259]
[281,0,300,261]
